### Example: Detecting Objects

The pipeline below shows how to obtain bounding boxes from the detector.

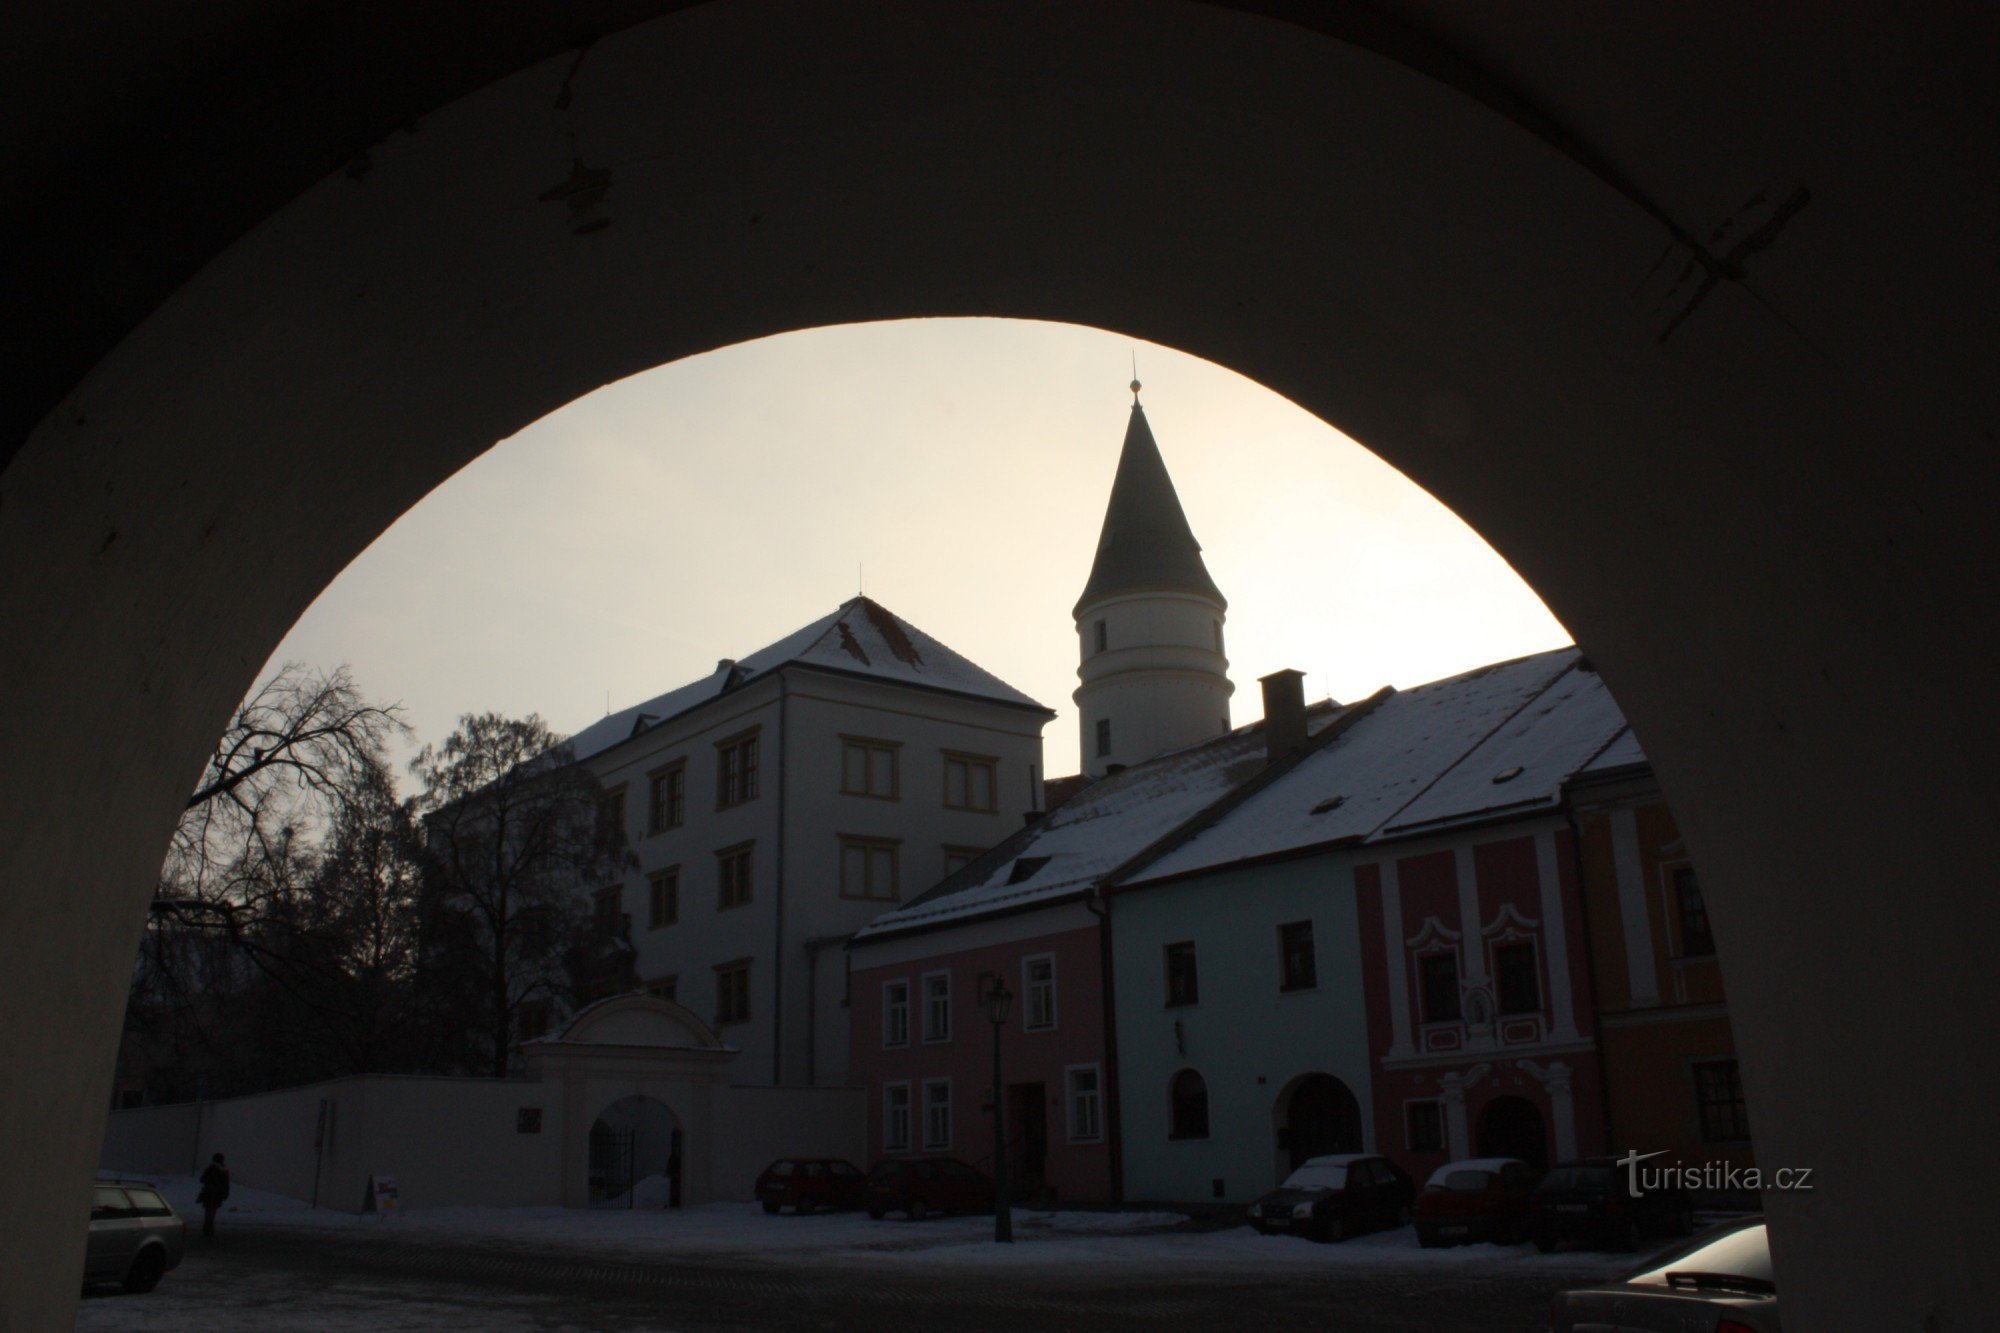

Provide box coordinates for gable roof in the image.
[566,597,1051,763]
[1074,401,1224,615]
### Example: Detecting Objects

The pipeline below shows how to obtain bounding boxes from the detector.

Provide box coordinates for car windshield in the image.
[1442,1169,1496,1191]
[1538,1166,1615,1192]
[1625,1223,1774,1289]
[1280,1165,1347,1191]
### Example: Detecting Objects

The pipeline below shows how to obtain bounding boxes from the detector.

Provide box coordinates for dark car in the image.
[754,1158,866,1214]
[1530,1157,1693,1252]
[84,1180,185,1293]
[1549,1216,1777,1331]
[1413,1156,1541,1246]
[864,1157,993,1220]
[1246,1153,1415,1242]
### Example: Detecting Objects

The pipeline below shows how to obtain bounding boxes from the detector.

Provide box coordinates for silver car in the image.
[85,1180,186,1293]
[1548,1215,1777,1331]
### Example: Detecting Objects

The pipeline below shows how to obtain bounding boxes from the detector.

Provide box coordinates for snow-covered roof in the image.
[851,703,1348,942]
[567,598,1050,763]
[1133,649,1594,883]
[1578,725,1648,775]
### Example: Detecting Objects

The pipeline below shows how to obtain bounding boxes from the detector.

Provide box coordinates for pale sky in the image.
[264,318,1571,783]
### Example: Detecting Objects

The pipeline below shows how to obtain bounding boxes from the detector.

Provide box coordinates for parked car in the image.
[1246,1153,1415,1242]
[1413,1156,1541,1246]
[1530,1157,1693,1252]
[754,1158,866,1214]
[84,1180,185,1293]
[1548,1216,1777,1331]
[864,1157,993,1220]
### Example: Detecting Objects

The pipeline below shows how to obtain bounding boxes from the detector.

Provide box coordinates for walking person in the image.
[197,1152,231,1237]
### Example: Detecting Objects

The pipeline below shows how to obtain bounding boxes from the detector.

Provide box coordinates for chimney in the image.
[1260,669,1307,763]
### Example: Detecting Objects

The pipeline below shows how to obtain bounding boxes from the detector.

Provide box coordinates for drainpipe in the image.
[773,674,790,1086]
[1086,887,1124,1203]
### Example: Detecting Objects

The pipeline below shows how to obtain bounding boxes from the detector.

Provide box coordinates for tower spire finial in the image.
[1130,350,1142,404]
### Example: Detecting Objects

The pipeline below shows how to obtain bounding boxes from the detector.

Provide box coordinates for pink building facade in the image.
[846,902,1115,1205]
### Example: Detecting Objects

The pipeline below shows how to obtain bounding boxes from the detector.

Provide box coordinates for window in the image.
[1278,920,1317,992]
[1674,867,1716,957]
[1094,618,1108,653]
[922,1079,952,1149]
[645,975,678,1003]
[517,1107,543,1135]
[1066,1065,1103,1142]
[1694,1060,1749,1141]
[716,729,760,808]
[1407,1099,1444,1152]
[922,971,951,1042]
[1168,1069,1210,1140]
[1495,941,1541,1014]
[716,841,754,909]
[714,959,751,1025]
[942,752,998,812]
[1164,941,1199,1007]
[647,762,685,834]
[602,785,628,844]
[593,885,623,932]
[942,845,985,877]
[841,737,900,799]
[883,1083,912,1152]
[1023,955,1057,1030]
[1095,718,1112,759]
[839,835,901,901]
[647,867,679,928]
[1420,952,1462,1022]
[1007,855,1050,884]
[882,979,910,1047]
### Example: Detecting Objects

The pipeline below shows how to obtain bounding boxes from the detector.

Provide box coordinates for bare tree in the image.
[410,713,632,1077]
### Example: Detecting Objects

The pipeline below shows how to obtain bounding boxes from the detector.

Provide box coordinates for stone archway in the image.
[1474,1096,1549,1172]
[1278,1074,1364,1173]
[3,4,1997,1326]
[588,1095,683,1209]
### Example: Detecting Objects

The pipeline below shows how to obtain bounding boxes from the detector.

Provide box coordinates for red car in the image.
[1413,1157,1542,1246]
[864,1157,993,1220]
[754,1158,866,1214]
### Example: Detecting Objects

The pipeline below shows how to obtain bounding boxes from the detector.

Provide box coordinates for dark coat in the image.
[198,1163,231,1207]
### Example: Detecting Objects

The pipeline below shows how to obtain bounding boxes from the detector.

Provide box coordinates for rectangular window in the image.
[1494,941,1541,1014]
[1066,1065,1103,1142]
[1420,952,1462,1022]
[602,784,628,845]
[882,979,910,1047]
[716,730,760,809]
[1278,920,1317,992]
[716,841,754,910]
[839,835,902,901]
[1023,955,1057,1031]
[922,1079,952,1149]
[1407,1099,1444,1152]
[1164,941,1199,1007]
[647,867,679,929]
[921,970,951,1043]
[714,959,751,1025]
[942,752,998,812]
[647,762,685,834]
[1095,718,1112,758]
[1674,867,1716,957]
[883,1083,912,1152]
[645,975,678,1003]
[841,737,900,799]
[1694,1060,1749,1141]
[1094,619,1108,654]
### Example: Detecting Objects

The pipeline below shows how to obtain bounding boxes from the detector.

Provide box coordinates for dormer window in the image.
[1007,856,1051,885]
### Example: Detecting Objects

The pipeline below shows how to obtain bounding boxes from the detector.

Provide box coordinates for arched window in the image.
[1169,1069,1210,1140]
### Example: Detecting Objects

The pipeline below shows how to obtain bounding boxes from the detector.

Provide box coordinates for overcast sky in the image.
[263,317,1570,783]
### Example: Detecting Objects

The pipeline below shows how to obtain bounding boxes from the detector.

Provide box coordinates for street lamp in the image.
[983,974,1014,1243]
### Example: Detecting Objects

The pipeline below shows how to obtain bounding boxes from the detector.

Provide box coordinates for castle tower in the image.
[1073,382,1232,777]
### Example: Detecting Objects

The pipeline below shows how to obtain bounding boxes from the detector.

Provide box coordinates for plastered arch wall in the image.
[3,3,1995,1326]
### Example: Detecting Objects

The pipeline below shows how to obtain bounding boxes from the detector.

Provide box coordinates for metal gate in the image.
[588,1124,634,1206]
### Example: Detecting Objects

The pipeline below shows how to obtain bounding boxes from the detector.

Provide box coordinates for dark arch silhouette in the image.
[1282,1074,1364,1171]
[1474,1096,1548,1172]
[587,1095,683,1209]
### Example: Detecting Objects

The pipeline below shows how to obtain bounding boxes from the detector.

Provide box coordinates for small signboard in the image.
[362,1173,399,1216]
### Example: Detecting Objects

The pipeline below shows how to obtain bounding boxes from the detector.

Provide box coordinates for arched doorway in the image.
[1281,1074,1363,1171]
[1475,1096,1548,1171]
[587,1095,682,1209]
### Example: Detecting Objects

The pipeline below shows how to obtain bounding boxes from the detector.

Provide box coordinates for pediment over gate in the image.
[532,993,728,1051]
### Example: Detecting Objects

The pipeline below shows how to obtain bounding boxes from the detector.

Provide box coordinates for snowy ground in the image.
[105,1170,1644,1276]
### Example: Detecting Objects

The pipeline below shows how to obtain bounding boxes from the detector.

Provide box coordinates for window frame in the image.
[713,957,752,1026]
[602,784,628,845]
[881,978,911,1048]
[645,975,678,1004]
[838,834,903,902]
[1065,1063,1103,1143]
[647,865,680,929]
[1419,950,1463,1024]
[1277,919,1318,993]
[715,727,761,810]
[1405,1098,1445,1152]
[941,750,999,813]
[1493,938,1542,1015]
[839,735,902,801]
[1095,718,1112,759]
[716,840,755,910]
[882,1081,913,1153]
[920,969,952,1044]
[1672,864,1717,958]
[921,1077,953,1150]
[1022,953,1058,1031]
[1693,1058,1750,1142]
[1164,940,1200,1008]
[646,760,686,835]
[1167,1068,1211,1141]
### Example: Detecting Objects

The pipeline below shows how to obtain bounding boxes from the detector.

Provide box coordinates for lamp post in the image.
[983,974,1014,1243]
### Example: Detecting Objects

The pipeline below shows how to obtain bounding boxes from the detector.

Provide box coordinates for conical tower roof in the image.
[1074,399,1225,617]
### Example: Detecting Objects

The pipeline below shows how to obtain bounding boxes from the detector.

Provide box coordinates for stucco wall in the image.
[705,1085,867,1199]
